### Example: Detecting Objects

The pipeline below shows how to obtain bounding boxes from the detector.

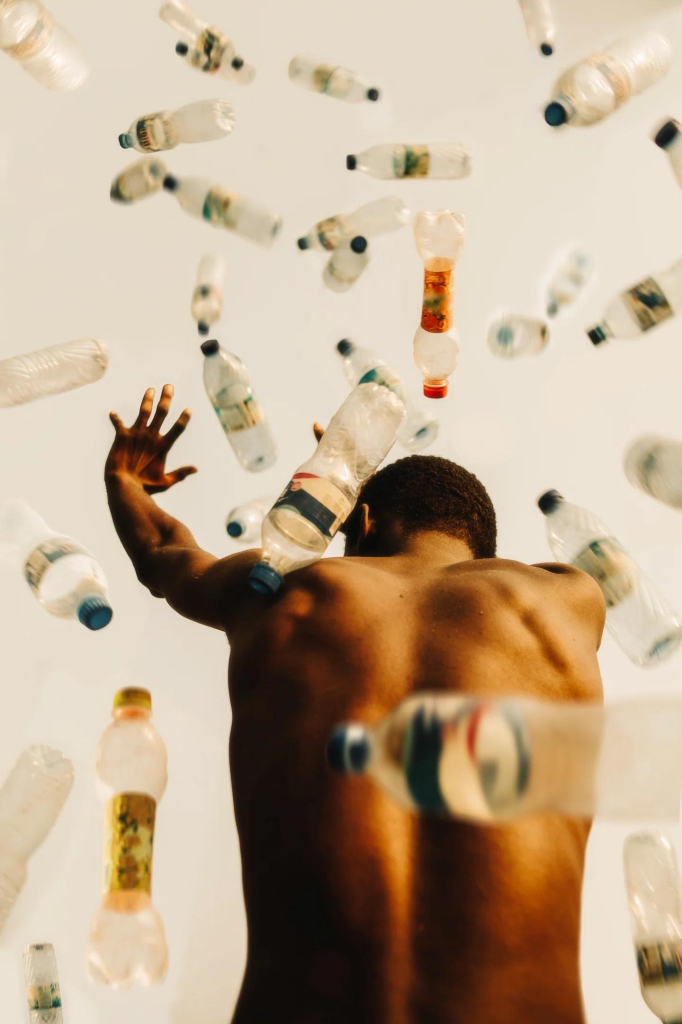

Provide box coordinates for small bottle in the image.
[517,0,555,55]
[191,253,226,335]
[653,120,682,189]
[110,157,167,204]
[289,54,379,102]
[624,435,682,510]
[87,688,168,988]
[297,196,409,252]
[0,1,89,92]
[336,339,439,452]
[201,340,276,473]
[346,143,472,180]
[538,489,682,666]
[0,747,73,935]
[159,0,255,83]
[226,496,273,544]
[0,499,113,630]
[24,943,63,1023]
[624,832,682,1024]
[249,382,405,594]
[118,99,235,153]
[544,31,672,128]
[323,236,369,293]
[162,175,282,247]
[487,314,548,359]
[413,210,465,398]
[546,248,594,317]
[0,338,107,408]
[586,257,682,346]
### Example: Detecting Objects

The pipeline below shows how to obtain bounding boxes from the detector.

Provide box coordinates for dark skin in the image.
[106,385,606,1024]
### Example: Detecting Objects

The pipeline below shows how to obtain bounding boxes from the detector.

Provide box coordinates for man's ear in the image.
[357,503,377,550]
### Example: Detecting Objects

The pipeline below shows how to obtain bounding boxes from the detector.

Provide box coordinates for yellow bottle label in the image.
[190,27,229,73]
[622,277,674,333]
[572,539,636,609]
[203,187,238,230]
[637,941,682,985]
[104,793,156,894]
[421,266,454,332]
[312,63,336,92]
[400,145,430,178]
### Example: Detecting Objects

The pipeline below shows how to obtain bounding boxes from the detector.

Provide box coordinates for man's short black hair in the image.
[344,455,497,559]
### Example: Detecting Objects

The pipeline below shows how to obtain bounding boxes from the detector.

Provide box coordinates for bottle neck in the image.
[113,707,151,722]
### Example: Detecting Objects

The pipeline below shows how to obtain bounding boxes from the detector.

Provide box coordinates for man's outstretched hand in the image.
[106,384,197,495]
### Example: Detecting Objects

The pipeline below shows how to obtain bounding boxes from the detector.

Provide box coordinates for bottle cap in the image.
[162,174,179,192]
[350,236,367,254]
[423,382,448,399]
[327,724,371,774]
[336,339,353,356]
[297,237,309,250]
[198,321,209,336]
[366,87,380,101]
[540,42,553,56]
[544,101,568,127]
[537,489,563,515]
[587,325,607,346]
[232,55,244,70]
[200,338,220,356]
[654,119,680,150]
[118,133,133,149]
[227,519,245,538]
[249,562,283,595]
[346,154,357,170]
[175,41,189,55]
[78,596,113,631]
[113,687,152,712]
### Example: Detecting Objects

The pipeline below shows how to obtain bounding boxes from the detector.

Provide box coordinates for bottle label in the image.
[273,473,352,538]
[26,983,61,1010]
[312,63,352,98]
[315,217,342,251]
[203,187,239,230]
[111,161,163,203]
[637,941,682,986]
[585,53,631,107]
[104,793,156,895]
[24,538,88,597]
[214,391,263,432]
[622,277,674,333]
[398,145,430,178]
[190,27,228,73]
[572,538,637,609]
[421,266,454,332]
[135,115,178,152]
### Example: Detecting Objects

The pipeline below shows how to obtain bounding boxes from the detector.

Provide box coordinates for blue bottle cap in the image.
[175,41,189,55]
[537,489,563,515]
[118,133,133,149]
[249,563,283,595]
[544,101,568,126]
[227,519,245,538]
[540,42,553,56]
[78,596,113,631]
[350,236,367,254]
[297,237,309,250]
[336,339,353,356]
[327,724,370,774]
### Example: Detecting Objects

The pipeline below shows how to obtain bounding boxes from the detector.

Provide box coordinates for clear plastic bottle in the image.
[162,174,282,247]
[0,747,73,935]
[226,496,273,544]
[323,236,369,292]
[624,832,682,1023]
[546,248,594,317]
[336,339,439,452]
[486,314,549,359]
[0,1,89,92]
[249,382,405,594]
[297,196,409,252]
[201,340,276,473]
[586,257,682,346]
[544,31,672,128]
[0,499,113,630]
[191,253,226,336]
[538,489,682,666]
[87,688,168,988]
[0,338,108,408]
[288,54,379,102]
[625,436,682,511]
[413,210,465,399]
[654,120,682,189]
[110,157,167,204]
[159,0,255,83]
[517,0,555,55]
[118,99,235,153]
[24,942,63,1024]
[346,143,472,180]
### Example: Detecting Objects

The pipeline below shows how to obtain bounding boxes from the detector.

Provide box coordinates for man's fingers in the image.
[161,408,192,450]
[109,412,125,434]
[313,421,325,443]
[166,465,198,486]
[133,387,155,429]
[148,383,175,433]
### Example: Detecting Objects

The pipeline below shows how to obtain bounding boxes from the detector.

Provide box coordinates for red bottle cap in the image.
[423,382,448,399]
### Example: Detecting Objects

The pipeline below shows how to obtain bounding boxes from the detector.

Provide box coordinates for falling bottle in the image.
[0,338,108,408]
[159,0,255,83]
[346,143,472,180]
[653,120,682,189]
[323,236,369,292]
[586,256,682,346]
[624,436,682,511]
[517,0,555,55]
[0,0,89,92]
[191,253,226,336]
[297,196,409,252]
[162,174,282,247]
[24,943,63,1024]
[226,496,274,544]
[110,157,168,204]
[546,248,594,317]
[288,54,379,102]
[118,99,235,153]
[487,314,549,359]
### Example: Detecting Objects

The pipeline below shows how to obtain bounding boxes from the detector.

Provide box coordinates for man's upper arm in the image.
[532,562,607,650]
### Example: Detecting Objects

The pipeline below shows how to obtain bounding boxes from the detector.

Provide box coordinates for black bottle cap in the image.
[654,119,680,150]
[175,41,189,55]
[366,87,380,101]
[198,322,209,335]
[346,154,357,170]
[336,339,353,355]
[327,725,370,774]
[200,339,219,356]
[537,489,563,515]
[544,101,568,127]
[350,236,367,254]
[163,174,179,192]
[297,237,309,250]
[587,325,607,346]
[232,55,244,70]
[540,42,553,56]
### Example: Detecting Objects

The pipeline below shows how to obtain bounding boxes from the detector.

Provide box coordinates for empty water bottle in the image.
[289,54,379,102]
[201,340,276,472]
[546,248,594,317]
[336,339,439,452]
[517,0,555,55]
[118,99,234,153]
[654,120,682,189]
[538,489,682,666]
[159,0,255,83]
[0,1,88,91]
[323,236,369,292]
[346,143,472,180]
[587,257,682,345]
[226,496,273,543]
[487,314,548,359]
[110,158,167,204]
[0,747,73,935]
[24,943,63,1023]
[249,382,405,595]
[0,499,113,630]
[625,436,682,511]
[163,174,282,247]
[191,253,226,336]
[297,196,409,252]
[544,31,672,127]
[87,688,168,988]
[0,338,107,408]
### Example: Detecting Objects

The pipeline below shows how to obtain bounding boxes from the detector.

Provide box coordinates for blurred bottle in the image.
[0,338,108,408]
[0,747,73,935]
[625,436,682,510]
[297,196,409,252]
[544,31,672,127]
[546,249,594,317]
[87,688,168,988]
[346,143,472,180]
[249,383,405,595]
[538,489,682,666]
[654,120,682,189]
[587,257,682,346]
[201,339,276,473]
[487,314,548,359]
[517,0,555,55]
[336,339,439,452]
[162,174,282,247]
[118,99,235,153]
[110,157,167,204]
[24,942,63,1024]
[413,210,465,398]
[323,236,369,292]
[624,832,682,1024]
[289,54,379,102]
[226,496,273,544]
[192,253,226,336]
[0,1,88,91]
[159,0,255,83]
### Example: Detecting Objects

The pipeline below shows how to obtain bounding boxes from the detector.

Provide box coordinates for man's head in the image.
[343,455,497,559]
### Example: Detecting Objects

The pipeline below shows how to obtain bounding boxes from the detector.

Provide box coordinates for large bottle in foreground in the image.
[538,489,682,666]
[625,436,682,510]
[249,383,405,595]
[587,257,682,346]
[0,0,89,92]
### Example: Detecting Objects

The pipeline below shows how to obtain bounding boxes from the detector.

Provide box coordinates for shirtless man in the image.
[105,384,605,1024]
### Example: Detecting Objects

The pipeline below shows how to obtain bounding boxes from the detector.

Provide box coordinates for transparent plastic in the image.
[298,196,409,252]
[654,120,682,188]
[119,99,235,153]
[0,2,89,92]
[159,0,255,83]
[110,157,167,204]
[288,54,379,102]
[323,236,369,292]
[546,248,594,316]
[587,257,682,345]
[0,338,108,407]
[226,496,273,544]
[518,0,555,55]
[163,175,282,247]
[347,143,472,180]
[625,435,682,510]
[191,252,226,335]
[24,942,63,1024]
[0,746,73,935]
[201,342,276,472]
[487,314,548,359]
[539,491,682,666]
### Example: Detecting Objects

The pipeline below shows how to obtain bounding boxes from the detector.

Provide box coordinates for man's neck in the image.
[361,530,474,566]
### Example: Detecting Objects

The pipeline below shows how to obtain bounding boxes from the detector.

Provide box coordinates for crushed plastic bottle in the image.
[517,0,555,55]
[0,499,113,630]
[546,249,594,317]
[654,120,682,189]
[487,314,548,359]
[538,489,682,666]
[0,1,89,92]
[288,54,379,102]
[249,382,405,595]
[191,253,226,336]
[24,942,63,1024]
[336,339,439,452]
[0,338,107,408]
[0,746,73,935]
[87,688,168,988]
[625,436,682,511]
[413,210,465,398]
[162,174,282,247]
[201,339,276,473]
[159,0,255,83]
[110,157,167,204]
[323,236,369,292]
[544,31,672,128]
[586,256,682,346]
[297,196,408,252]
[346,143,472,180]
[226,496,273,544]
[118,99,235,153]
